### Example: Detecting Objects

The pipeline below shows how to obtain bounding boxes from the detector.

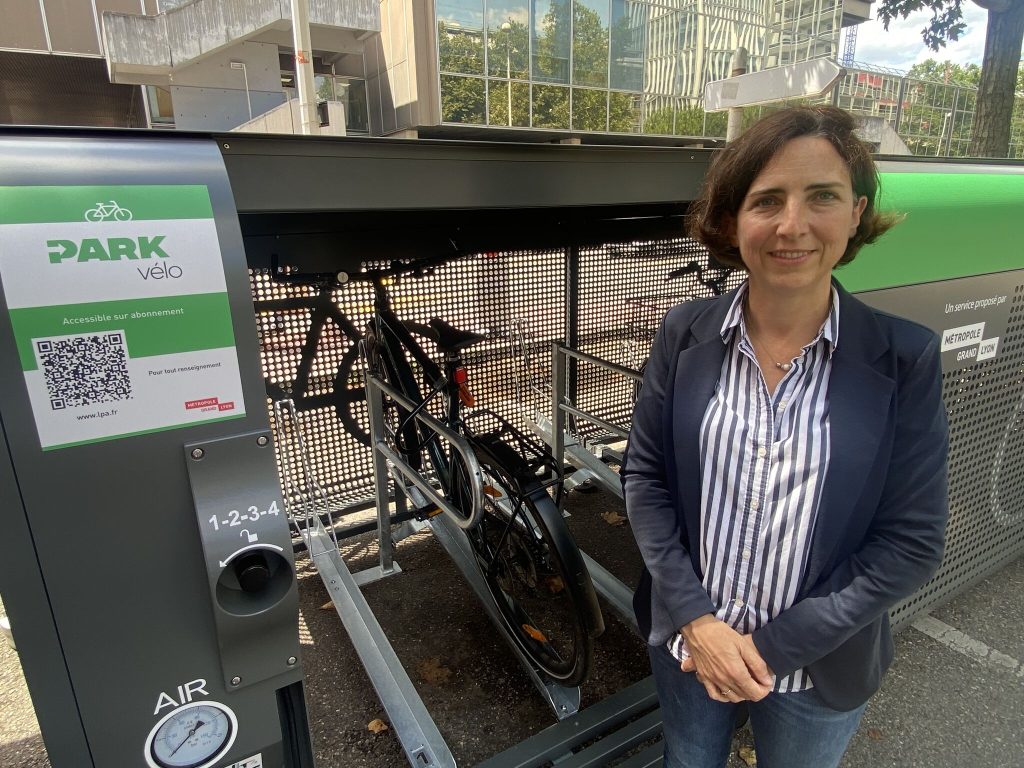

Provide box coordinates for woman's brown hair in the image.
[688,105,899,269]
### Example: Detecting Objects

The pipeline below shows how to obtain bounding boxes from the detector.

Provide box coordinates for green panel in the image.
[10,292,234,370]
[0,185,214,224]
[837,172,1024,293]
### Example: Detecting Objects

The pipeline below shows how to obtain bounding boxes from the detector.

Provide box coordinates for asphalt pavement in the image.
[1,537,1021,767]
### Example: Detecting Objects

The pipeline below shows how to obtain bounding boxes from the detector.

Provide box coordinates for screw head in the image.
[287,656,297,666]
[191,448,205,460]
[257,435,269,447]
[223,143,231,149]
[230,676,241,686]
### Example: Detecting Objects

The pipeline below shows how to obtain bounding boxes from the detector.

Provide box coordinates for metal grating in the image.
[252,250,566,519]
[572,239,743,446]
[251,240,1024,628]
[890,281,1024,628]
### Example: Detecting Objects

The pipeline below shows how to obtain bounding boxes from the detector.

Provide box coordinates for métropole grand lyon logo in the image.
[84,200,133,222]
[941,322,998,364]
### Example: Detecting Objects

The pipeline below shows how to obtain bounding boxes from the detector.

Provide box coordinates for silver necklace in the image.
[750,334,796,372]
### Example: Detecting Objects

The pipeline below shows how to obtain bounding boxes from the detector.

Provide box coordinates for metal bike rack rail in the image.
[546,342,642,634]
[277,373,590,767]
[550,343,639,502]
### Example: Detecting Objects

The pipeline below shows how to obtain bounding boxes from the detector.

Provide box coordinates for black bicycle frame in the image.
[368,280,460,493]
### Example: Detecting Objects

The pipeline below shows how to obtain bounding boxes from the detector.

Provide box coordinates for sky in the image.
[853,2,989,72]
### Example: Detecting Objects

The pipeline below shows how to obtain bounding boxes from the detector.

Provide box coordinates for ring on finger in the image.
[719,688,732,697]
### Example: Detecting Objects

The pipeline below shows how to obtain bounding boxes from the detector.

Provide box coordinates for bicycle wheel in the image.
[462,459,593,686]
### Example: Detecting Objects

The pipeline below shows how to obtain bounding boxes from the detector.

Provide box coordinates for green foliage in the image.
[608,92,639,132]
[440,74,486,125]
[874,0,967,51]
[438,21,485,76]
[572,3,610,87]
[874,0,1024,157]
[907,58,981,88]
[487,19,529,79]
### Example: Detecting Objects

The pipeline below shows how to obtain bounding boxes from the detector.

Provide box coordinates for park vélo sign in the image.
[704,59,845,112]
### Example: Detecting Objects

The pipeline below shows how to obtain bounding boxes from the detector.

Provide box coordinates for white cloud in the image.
[853,3,988,72]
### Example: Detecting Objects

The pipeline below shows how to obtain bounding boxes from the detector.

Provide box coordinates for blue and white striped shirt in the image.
[669,282,838,693]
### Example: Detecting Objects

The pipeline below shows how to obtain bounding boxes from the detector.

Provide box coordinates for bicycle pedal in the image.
[414,505,442,519]
[482,484,501,498]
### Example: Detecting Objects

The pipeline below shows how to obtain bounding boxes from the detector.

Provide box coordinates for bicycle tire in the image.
[462,458,594,686]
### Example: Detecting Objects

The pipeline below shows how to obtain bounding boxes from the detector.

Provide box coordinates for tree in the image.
[876,0,1024,157]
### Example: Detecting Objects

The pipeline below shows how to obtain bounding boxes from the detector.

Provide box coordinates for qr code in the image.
[36,333,133,410]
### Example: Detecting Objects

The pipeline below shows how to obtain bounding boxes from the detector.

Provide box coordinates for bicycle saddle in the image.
[430,318,486,352]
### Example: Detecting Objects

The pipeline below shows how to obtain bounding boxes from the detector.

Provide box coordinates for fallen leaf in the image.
[523,624,549,642]
[417,657,452,685]
[542,575,566,594]
[738,745,757,766]
[867,728,884,741]
[367,718,389,734]
[319,601,333,611]
[601,510,627,527]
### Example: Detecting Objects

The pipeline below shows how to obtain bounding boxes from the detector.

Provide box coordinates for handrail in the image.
[557,345,644,383]
[364,371,486,531]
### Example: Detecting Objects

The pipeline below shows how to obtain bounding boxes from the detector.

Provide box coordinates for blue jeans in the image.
[648,643,866,768]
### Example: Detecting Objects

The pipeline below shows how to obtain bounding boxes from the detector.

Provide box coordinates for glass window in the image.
[146,85,175,124]
[440,75,487,124]
[488,80,530,126]
[642,101,673,135]
[438,0,485,75]
[532,0,570,84]
[315,75,334,101]
[608,91,640,132]
[532,84,569,128]
[337,79,369,133]
[573,0,609,88]
[609,0,644,91]
[487,1,530,79]
[572,88,607,130]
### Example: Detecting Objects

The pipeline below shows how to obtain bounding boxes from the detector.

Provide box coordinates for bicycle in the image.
[273,256,604,687]
[84,200,133,222]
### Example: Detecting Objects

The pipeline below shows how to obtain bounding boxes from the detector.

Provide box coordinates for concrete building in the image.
[1,0,378,134]
[1,0,871,140]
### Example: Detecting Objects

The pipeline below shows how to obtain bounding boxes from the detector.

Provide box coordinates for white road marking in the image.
[911,614,1024,678]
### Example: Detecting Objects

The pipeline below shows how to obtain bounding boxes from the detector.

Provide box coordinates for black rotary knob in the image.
[233,552,271,593]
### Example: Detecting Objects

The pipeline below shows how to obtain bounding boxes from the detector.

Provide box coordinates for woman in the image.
[622,106,949,768]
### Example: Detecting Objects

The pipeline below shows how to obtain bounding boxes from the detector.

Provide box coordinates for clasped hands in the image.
[680,614,774,703]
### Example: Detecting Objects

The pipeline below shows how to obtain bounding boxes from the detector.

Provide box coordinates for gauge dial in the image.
[145,701,237,768]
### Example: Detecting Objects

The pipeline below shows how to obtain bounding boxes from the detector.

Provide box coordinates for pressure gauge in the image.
[144,700,238,768]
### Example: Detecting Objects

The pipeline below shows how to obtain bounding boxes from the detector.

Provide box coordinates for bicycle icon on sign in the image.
[84,201,133,222]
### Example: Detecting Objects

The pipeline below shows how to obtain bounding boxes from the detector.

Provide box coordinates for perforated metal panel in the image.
[251,242,1024,629]
[252,250,566,518]
[572,239,743,445]
[889,281,1024,628]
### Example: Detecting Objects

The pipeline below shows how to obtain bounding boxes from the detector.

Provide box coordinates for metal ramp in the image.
[476,677,663,768]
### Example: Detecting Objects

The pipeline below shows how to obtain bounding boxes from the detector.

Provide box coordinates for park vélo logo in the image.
[84,201,134,222]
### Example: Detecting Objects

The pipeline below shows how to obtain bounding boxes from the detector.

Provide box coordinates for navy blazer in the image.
[622,280,949,711]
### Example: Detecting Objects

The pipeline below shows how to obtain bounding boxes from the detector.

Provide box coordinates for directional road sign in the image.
[704,59,845,112]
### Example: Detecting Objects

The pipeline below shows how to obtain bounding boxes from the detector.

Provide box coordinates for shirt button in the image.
[751,499,760,511]
[779,400,787,410]
[734,598,745,608]
[742,548,752,560]
[756,446,767,458]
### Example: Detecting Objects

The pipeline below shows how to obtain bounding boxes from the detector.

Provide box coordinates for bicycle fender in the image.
[524,485,606,639]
